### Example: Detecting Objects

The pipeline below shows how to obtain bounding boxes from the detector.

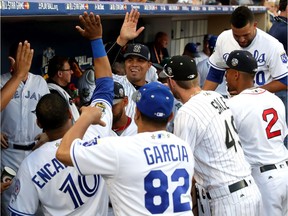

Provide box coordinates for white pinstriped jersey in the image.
[145,65,159,83]
[227,88,288,166]
[209,28,288,86]
[174,91,251,189]
[113,66,158,119]
[71,131,194,216]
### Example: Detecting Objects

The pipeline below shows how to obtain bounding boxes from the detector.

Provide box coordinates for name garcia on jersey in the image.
[144,144,190,165]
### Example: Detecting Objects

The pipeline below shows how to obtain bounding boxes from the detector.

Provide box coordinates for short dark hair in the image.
[279,0,287,11]
[48,56,69,78]
[140,111,170,127]
[36,93,70,131]
[230,6,255,28]
[155,32,168,41]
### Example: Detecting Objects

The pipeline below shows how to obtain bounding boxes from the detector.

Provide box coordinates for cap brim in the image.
[216,61,229,69]
[193,53,200,57]
[152,63,163,70]
[123,53,149,61]
[113,98,123,105]
[158,70,173,79]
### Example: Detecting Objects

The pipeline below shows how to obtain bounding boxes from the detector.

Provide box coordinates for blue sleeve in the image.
[277,75,288,86]
[206,66,226,84]
[91,77,114,107]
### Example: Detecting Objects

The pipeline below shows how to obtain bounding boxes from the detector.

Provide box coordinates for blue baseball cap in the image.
[183,42,200,57]
[132,82,174,119]
[208,35,218,50]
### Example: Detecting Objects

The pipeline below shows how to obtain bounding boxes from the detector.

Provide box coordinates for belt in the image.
[206,179,248,199]
[13,142,35,151]
[260,161,288,173]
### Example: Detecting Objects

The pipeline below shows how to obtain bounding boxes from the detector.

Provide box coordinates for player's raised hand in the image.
[13,41,34,81]
[76,12,102,40]
[79,106,106,127]
[117,8,145,46]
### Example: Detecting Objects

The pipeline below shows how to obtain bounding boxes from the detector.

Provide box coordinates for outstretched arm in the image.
[1,41,33,111]
[260,79,287,93]
[116,8,145,46]
[107,9,145,67]
[56,106,105,166]
[56,12,110,166]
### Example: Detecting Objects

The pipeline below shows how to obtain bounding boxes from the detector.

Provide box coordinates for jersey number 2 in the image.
[262,108,281,139]
[144,168,191,214]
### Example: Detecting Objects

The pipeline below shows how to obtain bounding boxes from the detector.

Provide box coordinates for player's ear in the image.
[253,21,258,28]
[68,109,72,119]
[57,70,62,77]
[123,96,129,106]
[234,71,240,80]
[36,119,43,129]
[134,108,141,122]
[168,78,175,89]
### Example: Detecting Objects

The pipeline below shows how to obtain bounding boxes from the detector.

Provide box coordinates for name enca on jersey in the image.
[31,158,68,189]
[144,144,190,165]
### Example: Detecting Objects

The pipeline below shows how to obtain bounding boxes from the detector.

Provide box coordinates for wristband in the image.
[91,38,106,58]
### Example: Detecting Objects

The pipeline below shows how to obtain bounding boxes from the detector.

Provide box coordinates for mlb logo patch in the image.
[280,53,288,63]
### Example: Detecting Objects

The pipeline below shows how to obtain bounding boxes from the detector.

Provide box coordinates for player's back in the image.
[174,90,251,189]
[228,88,288,166]
[72,130,194,216]
[8,139,108,216]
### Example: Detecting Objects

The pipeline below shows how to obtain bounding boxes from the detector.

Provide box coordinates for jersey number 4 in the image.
[262,108,281,139]
[225,116,240,151]
[144,168,191,214]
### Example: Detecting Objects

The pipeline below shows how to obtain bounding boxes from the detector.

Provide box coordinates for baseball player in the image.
[111,81,137,136]
[223,50,288,216]
[1,41,50,215]
[161,55,262,215]
[56,81,195,216]
[106,9,161,119]
[8,11,113,216]
[203,6,287,95]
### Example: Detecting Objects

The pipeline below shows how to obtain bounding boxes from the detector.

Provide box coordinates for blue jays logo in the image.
[10,178,21,204]
[280,53,287,63]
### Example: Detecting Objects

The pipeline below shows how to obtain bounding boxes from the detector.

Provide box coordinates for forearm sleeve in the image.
[206,66,225,84]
